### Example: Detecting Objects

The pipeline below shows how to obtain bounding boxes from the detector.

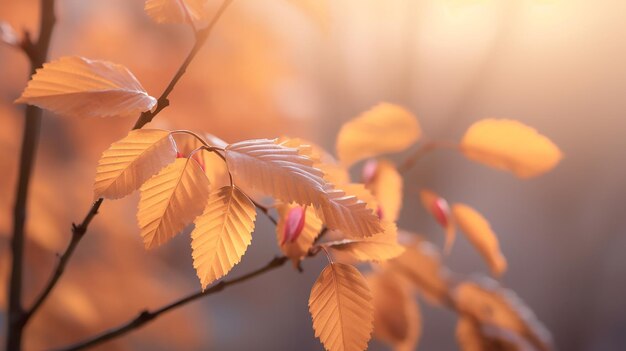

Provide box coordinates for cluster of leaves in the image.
[12,1,563,350]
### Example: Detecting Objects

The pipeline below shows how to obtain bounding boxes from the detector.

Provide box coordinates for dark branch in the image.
[53,256,288,351]
[6,1,56,350]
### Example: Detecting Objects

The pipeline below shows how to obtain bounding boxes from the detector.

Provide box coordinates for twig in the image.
[52,256,289,351]
[21,0,235,333]
[397,140,458,174]
[6,1,56,350]
[24,199,103,322]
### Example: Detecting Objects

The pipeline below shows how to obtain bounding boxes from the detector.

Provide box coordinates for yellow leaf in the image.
[144,0,209,24]
[365,159,403,222]
[336,103,421,167]
[138,158,210,249]
[325,221,404,262]
[460,119,562,178]
[172,132,230,187]
[276,203,323,266]
[388,234,451,306]
[419,189,455,254]
[16,56,156,118]
[225,139,382,237]
[278,136,350,185]
[191,186,256,289]
[94,129,176,199]
[369,273,421,351]
[309,263,374,351]
[454,281,553,351]
[452,204,507,277]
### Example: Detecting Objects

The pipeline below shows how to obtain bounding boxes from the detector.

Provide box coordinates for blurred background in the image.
[1,0,625,350]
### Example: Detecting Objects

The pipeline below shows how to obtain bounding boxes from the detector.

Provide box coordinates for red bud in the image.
[282,206,306,245]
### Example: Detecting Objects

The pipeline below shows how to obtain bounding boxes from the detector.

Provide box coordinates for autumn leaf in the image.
[94,129,176,199]
[278,136,350,185]
[137,157,210,249]
[452,203,507,277]
[15,56,157,118]
[456,317,539,351]
[336,103,421,167]
[460,119,562,178]
[363,159,403,222]
[388,234,451,306]
[369,273,421,351]
[225,138,382,237]
[191,186,256,289]
[324,221,404,262]
[454,280,553,351]
[144,0,209,24]
[276,203,323,265]
[309,263,374,351]
[420,189,455,253]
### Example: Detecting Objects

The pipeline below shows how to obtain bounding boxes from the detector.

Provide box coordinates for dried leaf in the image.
[420,189,455,253]
[325,221,404,262]
[452,203,507,277]
[460,119,562,178]
[364,159,403,222]
[137,158,210,249]
[94,129,176,199]
[225,139,382,237]
[309,263,374,351]
[369,273,421,351]
[454,281,553,351]
[145,0,209,24]
[191,186,256,289]
[336,103,421,167]
[16,56,157,118]
[389,234,451,306]
[276,203,323,265]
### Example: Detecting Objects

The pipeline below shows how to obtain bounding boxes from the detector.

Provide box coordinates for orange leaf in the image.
[16,56,156,118]
[94,129,176,199]
[309,263,374,351]
[364,159,403,222]
[336,103,421,167]
[137,157,210,249]
[325,221,404,262]
[460,119,562,178]
[144,0,209,24]
[452,204,507,277]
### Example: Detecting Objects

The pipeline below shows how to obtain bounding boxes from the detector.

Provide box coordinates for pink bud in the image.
[176,151,185,158]
[431,197,451,228]
[282,206,306,245]
[376,206,384,220]
[361,159,379,184]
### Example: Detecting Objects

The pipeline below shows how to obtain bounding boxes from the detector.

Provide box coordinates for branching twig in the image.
[397,140,458,174]
[6,1,56,350]
[23,0,235,326]
[52,255,289,351]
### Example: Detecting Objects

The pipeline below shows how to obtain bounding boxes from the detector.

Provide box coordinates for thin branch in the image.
[6,1,56,350]
[397,140,458,174]
[24,199,103,322]
[52,256,289,351]
[24,0,236,326]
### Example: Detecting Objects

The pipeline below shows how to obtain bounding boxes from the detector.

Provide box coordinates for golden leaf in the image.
[191,186,256,289]
[309,263,374,351]
[137,157,210,249]
[452,203,507,277]
[388,234,451,306]
[420,189,455,253]
[144,0,209,24]
[225,139,382,237]
[278,136,350,185]
[16,56,156,118]
[454,281,553,351]
[336,103,421,167]
[325,221,404,262]
[94,129,176,199]
[276,203,323,265]
[369,273,421,351]
[460,119,562,178]
[365,159,403,222]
